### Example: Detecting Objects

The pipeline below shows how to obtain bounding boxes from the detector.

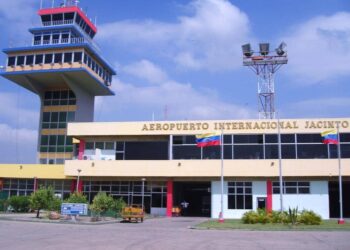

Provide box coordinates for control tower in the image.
[1,1,116,164]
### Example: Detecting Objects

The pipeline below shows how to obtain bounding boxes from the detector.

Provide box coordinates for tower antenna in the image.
[242,42,288,119]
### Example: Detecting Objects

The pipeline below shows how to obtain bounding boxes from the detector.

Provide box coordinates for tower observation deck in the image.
[1,1,116,164]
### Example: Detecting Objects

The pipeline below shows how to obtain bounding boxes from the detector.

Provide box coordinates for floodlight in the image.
[242,43,253,57]
[259,43,269,56]
[276,42,287,56]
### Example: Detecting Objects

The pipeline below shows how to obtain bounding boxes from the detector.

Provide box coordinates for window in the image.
[64,53,72,63]
[53,53,62,64]
[34,35,42,45]
[35,54,43,64]
[7,56,16,66]
[52,34,60,44]
[228,182,252,209]
[124,141,168,160]
[16,56,25,66]
[64,12,74,21]
[297,134,323,143]
[235,135,263,144]
[44,54,53,64]
[273,181,310,194]
[53,13,63,21]
[26,55,34,65]
[43,34,51,44]
[74,52,82,62]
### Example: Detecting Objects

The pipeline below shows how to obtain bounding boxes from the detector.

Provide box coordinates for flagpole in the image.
[337,124,344,224]
[219,128,224,223]
[277,115,284,212]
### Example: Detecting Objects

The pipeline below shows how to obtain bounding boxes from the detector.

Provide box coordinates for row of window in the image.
[33,31,78,46]
[41,12,96,38]
[43,90,76,106]
[7,51,112,85]
[39,158,66,164]
[272,181,310,194]
[174,134,350,145]
[40,135,74,153]
[82,138,350,160]
[42,111,75,129]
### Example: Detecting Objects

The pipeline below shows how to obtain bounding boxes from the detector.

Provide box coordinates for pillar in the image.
[166,180,173,217]
[78,139,85,160]
[266,180,273,212]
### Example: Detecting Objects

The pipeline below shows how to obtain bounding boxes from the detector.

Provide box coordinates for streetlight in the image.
[141,178,146,210]
[76,169,82,193]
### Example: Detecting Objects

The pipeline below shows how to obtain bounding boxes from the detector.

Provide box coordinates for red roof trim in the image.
[38,6,97,33]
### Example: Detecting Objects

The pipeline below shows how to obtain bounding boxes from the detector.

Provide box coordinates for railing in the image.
[42,20,74,26]
[32,37,100,51]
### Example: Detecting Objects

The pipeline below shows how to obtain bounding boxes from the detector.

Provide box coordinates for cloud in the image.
[0,123,37,163]
[98,0,251,71]
[282,12,350,84]
[95,60,254,121]
[283,98,350,118]
[0,92,39,129]
[122,60,168,84]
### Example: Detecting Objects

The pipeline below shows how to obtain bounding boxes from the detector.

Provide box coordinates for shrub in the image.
[90,192,114,219]
[298,210,322,225]
[0,199,9,212]
[287,207,299,226]
[64,192,88,204]
[242,211,259,224]
[29,186,56,218]
[49,197,62,212]
[8,196,30,212]
[111,197,126,217]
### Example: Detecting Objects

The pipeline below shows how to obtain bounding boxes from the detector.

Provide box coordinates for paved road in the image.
[1,217,350,250]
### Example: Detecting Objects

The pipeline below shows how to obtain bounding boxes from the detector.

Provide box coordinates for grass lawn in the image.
[196,219,350,231]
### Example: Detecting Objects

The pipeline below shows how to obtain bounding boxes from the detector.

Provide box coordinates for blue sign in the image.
[61,203,88,216]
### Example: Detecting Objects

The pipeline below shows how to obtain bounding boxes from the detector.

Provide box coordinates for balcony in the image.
[33,37,100,52]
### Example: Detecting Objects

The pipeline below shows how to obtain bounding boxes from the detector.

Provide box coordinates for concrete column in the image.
[166,180,173,217]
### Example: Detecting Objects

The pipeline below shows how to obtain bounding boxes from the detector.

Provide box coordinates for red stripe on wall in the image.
[266,180,273,212]
[78,140,85,160]
[166,180,173,217]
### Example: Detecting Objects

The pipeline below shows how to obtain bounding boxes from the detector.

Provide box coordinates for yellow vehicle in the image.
[121,205,144,223]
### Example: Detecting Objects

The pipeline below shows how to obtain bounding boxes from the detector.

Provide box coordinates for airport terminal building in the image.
[0,3,349,220]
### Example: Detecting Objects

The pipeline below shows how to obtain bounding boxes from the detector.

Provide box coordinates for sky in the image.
[0,0,349,163]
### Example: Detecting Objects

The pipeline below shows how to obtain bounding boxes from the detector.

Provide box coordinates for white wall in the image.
[212,180,329,219]
[211,181,266,219]
[272,181,329,219]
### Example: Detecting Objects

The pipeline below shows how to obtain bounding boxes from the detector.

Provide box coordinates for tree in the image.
[8,196,30,213]
[64,192,88,204]
[29,186,56,218]
[89,192,114,219]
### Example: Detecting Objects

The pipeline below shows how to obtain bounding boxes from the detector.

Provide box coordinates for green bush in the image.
[287,207,299,226]
[111,197,126,217]
[29,186,56,218]
[64,192,88,204]
[49,197,62,212]
[298,210,322,225]
[242,211,260,224]
[0,199,9,212]
[8,196,30,212]
[90,192,114,219]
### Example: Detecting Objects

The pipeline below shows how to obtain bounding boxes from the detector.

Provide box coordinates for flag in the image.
[321,130,339,144]
[196,133,221,147]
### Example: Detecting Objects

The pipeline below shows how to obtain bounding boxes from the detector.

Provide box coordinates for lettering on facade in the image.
[141,120,349,132]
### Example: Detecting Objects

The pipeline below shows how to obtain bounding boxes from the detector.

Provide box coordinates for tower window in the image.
[34,35,42,45]
[52,34,60,44]
[54,53,62,63]
[41,15,51,23]
[44,54,53,64]
[64,12,74,21]
[43,34,51,44]
[26,55,34,65]
[53,14,63,22]
[64,53,72,63]
[7,57,16,66]
[61,33,69,43]
[73,52,82,62]
[35,54,43,64]
[16,56,25,66]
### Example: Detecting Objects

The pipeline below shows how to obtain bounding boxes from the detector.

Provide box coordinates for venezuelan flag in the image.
[196,133,221,147]
[321,130,339,144]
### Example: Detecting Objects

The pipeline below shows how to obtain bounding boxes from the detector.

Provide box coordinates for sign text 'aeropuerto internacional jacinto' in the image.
[141,120,350,132]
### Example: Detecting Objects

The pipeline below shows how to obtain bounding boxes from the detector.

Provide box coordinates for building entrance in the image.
[173,182,211,217]
[329,181,350,218]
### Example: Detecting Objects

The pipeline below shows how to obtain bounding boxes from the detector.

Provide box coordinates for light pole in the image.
[76,169,82,193]
[141,178,146,210]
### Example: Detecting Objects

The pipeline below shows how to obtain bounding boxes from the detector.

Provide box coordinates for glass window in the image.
[7,56,16,66]
[41,135,49,146]
[282,144,296,159]
[35,54,43,64]
[16,56,25,66]
[43,34,50,44]
[26,55,34,65]
[234,145,263,159]
[42,112,50,122]
[124,141,168,160]
[95,142,104,150]
[59,112,67,122]
[57,135,65,146]
[224,145,233,159]
[116,142,124,151]
[54,53,62,63]
[173,145,201,159]
[341,144,350,158]
[297,134,323,143]
[49,135,57,145]
[203,146,220,159]
[297,144,328,159]
[105,142,115,150]
[67,112,75,122]
[74,52,82,62]
[64,53,72,63]
[234,135,263,144]
[227,182,252,210]
[50,112,58,122]
[223,135,232,144]
[281,134,295,143]
[41,15,51,23]
[64,12,74,20]
[265,134,278,143]
[85,142,94,150]
[52,13,63,21]
[75,13,82,25]
[44,54,53,64]
[340,133,350,143]
[265,144,278,159]
[173,135,196,145]
[52,34,60,43]
[34,35,42,44]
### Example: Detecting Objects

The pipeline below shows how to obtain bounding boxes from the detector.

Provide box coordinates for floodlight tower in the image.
[242,42,288,119]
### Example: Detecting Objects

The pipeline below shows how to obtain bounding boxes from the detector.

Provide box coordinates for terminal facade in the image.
[0,3,350,219]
